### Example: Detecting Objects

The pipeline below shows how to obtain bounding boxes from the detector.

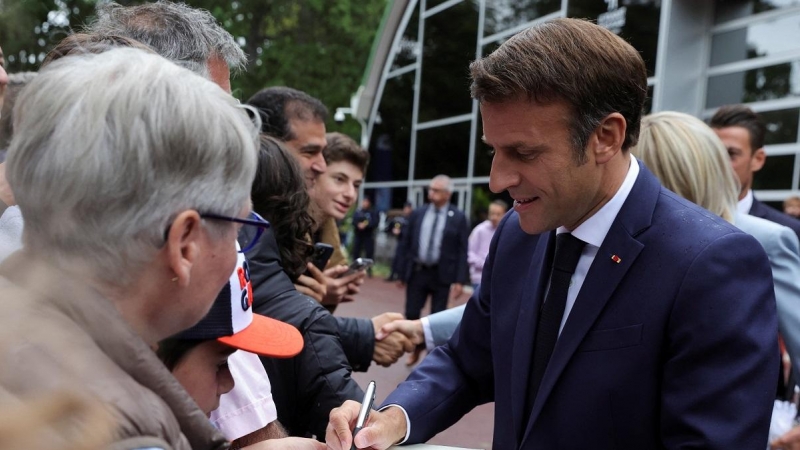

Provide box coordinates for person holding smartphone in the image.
[305,132,372,308]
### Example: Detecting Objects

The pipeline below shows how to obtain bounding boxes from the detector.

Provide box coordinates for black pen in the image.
[351,380,376,450]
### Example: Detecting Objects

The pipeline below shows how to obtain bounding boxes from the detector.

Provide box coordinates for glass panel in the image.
[483,0,561,37]
[415,122,471,179]
[418,1,479,122]
[762,108,800,144]
[715,0,800,24]
[711,14,800,66]
[567,0,662,77]
[368,72,415,184]
[391,3,420,70]
[753,154,795,189]
[426,0,455,9]
[705,61,800,108]
[364,187,408,213]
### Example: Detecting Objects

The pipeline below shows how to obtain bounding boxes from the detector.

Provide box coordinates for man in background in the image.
[398,175,469,322]
[351,196,377,277]
[468,199,507,290]
[711,105,800,238]
[386,201,412,282]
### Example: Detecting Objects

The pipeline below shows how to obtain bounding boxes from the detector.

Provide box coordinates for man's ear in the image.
[165,210,203,287]
[591,112,627,164]
[750,147,767,173]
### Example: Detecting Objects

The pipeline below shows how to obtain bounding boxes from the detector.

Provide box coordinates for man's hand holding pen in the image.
[325,400,408,450]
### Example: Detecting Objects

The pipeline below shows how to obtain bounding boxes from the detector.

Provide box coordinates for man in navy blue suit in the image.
[711,104,800,239]
[398,174,469,321]
[326,18,778,450]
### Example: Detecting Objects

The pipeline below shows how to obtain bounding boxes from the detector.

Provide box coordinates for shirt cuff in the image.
[420,317,435,352]
[378,404,411,445]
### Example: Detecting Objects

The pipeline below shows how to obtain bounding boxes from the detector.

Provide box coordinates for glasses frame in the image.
[200,211,270,253]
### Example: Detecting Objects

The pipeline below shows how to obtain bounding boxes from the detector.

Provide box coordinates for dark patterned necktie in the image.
[523,232,586,425]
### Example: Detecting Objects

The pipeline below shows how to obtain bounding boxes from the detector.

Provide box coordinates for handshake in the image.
[370,313,427,367]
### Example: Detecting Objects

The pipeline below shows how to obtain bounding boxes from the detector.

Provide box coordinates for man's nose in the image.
[488,153,518,194]
[311,154,327,175]
[344,184,356,201]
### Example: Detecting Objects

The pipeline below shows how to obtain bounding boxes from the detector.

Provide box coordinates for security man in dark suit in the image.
[711,104,800,238]
[351,196,377,276]
[398,175,469,320]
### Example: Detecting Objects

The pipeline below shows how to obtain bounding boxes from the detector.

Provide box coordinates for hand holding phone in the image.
[342,258,374,277]
[311,243,334,271]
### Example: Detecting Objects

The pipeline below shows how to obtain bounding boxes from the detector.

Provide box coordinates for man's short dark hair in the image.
[247,87,328,141]
[469,18,647,162]
[490,199,509,211]
[710,105,766,153]
[324,132,369,174]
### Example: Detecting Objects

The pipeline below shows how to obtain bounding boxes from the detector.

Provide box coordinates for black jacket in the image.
[246,229,365,439]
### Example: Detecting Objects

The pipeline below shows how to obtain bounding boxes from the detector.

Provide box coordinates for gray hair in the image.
[432,174,453,192]
[7,48,259,285]
[84,1,247,78]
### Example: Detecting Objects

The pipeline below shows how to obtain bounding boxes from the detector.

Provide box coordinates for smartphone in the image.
[342,258,374,277]
[311,243,334,271]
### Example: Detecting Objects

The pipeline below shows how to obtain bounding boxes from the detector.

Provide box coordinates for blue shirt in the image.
[418,205,448,264]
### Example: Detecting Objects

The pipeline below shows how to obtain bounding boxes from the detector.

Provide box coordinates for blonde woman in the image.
[633,112,800,448]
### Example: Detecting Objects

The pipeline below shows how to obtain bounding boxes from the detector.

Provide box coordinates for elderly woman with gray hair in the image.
[0,48,260,449]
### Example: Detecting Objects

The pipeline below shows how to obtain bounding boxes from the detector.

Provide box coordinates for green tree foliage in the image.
[0,0,387,138]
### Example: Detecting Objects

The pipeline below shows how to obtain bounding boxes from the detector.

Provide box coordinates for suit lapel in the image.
[520,160,660,444]
[750,198,768,219]
[411,208,424,259]
[510,230,555,442]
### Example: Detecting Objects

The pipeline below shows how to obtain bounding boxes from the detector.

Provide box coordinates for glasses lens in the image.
[238,224,259,253]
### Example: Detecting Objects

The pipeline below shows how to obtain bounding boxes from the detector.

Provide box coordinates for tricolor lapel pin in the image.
[611,254,622,264]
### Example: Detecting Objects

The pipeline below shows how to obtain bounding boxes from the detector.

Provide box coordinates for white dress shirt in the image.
[556,156,638,334]
[210,350,278,440]
[737,189,754,216]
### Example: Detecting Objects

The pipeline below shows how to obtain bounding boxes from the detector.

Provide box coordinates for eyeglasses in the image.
[200,211,271,253]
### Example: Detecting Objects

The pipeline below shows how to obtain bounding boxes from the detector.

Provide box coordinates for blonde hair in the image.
[632,111,740,223]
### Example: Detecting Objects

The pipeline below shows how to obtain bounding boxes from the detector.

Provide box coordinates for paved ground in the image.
[336,278,494,450]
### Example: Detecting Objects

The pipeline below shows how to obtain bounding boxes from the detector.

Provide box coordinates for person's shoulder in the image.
[628,188,752,263]
[654,188,740,237]
[448,204,467,218]
[736,213,798,253]
[472,220,492,232]
[756,200,800,234]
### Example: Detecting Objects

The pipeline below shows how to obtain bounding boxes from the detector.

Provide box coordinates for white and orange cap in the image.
[173,247,303,358]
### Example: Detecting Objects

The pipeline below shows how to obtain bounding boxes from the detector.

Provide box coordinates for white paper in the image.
[389,445,483,450]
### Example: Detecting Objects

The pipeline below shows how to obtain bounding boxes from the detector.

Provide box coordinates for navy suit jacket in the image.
[383,163,779,449]
[400,204,469,285]
[750,197,800,241]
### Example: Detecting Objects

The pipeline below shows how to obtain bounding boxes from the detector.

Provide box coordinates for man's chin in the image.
[517,216,552,236]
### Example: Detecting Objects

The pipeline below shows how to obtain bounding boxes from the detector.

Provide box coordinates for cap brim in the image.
[217,314,303,358]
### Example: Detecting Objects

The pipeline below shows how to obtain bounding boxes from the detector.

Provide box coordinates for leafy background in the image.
[0,0,387,139]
